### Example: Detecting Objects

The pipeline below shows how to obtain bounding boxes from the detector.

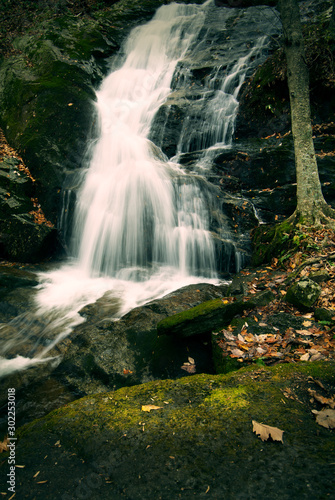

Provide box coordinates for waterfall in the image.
[71,1,216,280]
[0,0,280,377]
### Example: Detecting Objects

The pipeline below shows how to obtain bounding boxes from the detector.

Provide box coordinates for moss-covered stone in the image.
[251,220,295,266]
[157,290,275,338]
[3,362,334,499]
[286,279,322,311]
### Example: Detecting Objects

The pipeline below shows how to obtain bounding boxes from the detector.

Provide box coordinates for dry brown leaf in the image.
[181,363,196,374]
[0,436,9,453]
[181,357,196,373]
[252,420,284,443]
[223,330,236,341]
[308,389,335,408]
[300,353,310,361]
[313,409,335,429]
[230,348,245,358]
[141,405,163,412]
[296,329,313,336]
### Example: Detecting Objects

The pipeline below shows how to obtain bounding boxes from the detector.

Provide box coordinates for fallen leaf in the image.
[223,330,236,341]
[252,420,284,443]
[0,436,9,453]
[230,348,245,358]
[141,405,163,412]
[308,389,335,408]
[181,363,196,374]
[300,353,310,361]
[303,320,312,327]
[296,329,313,336]
[123,369,133,375]
[313,409,335,429]
[181,356,196,373]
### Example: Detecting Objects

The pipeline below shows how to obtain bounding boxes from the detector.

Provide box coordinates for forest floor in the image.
[214,227,335,370]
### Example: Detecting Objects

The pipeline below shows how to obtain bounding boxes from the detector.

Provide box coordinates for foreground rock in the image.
[49,283,229,395]
[2,362,334,499]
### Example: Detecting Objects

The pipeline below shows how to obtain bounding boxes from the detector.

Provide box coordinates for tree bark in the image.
[278,0,335,225]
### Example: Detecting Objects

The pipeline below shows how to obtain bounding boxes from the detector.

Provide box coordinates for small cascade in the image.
[176,36,268,154]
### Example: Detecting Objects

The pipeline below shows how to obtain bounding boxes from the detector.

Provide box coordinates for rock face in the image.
[3,362,334,500]
[0,131,58,261]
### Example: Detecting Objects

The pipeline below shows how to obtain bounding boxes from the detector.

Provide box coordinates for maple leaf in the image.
[252,420,284,443]
[141,405,163,412]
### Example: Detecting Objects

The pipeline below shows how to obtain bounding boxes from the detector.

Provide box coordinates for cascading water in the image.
[0,0,280,378]
[71,1,216,281]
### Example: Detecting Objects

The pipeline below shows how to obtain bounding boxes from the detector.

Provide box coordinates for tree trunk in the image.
[278,0,335,225]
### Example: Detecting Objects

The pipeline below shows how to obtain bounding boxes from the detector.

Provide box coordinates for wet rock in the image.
[286,279,322,311]
[53,283,228,395]
[0,214,58,262]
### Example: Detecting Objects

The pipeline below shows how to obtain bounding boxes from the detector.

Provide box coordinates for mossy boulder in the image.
[3,362,334,499]
[157,290,275,338]
[286,279,322,311]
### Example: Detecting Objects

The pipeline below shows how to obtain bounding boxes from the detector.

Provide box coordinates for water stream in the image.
[0,0,279,378]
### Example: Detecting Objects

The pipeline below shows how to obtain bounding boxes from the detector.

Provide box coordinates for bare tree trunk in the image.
[278,0,335,225]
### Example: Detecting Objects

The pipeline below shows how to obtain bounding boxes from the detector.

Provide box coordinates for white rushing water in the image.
[0,1,277,377]
[71,1,216,280]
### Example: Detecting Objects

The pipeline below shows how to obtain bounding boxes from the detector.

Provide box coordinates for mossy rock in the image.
[157,290,275,338]
[286,279,322,311]
[251,220,295,266]
[3,362,334,499]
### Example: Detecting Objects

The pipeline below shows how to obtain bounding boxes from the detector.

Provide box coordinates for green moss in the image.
[158,298,224,331]
[206,386,249,409]
[251,220,296,266]
[10,362,335,498]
